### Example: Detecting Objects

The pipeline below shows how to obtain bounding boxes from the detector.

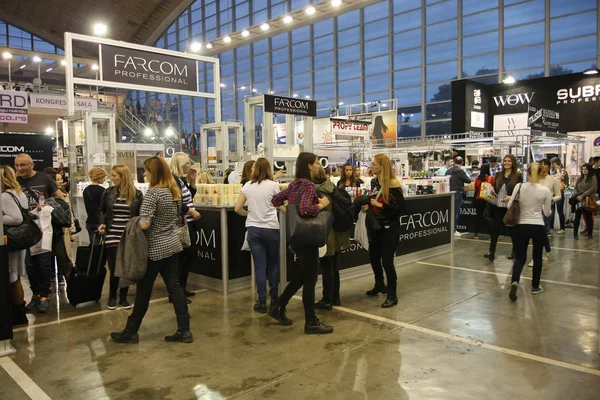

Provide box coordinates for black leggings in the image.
[488,205,514,255]
[105,246,129,300]
[320,254,340,303]
[278,245,319,323]
[473,199,488,236]
[511,224,545,288]
[369,227,401,295]
[574,209,594,238]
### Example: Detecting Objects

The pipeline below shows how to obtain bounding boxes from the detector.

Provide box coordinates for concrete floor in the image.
[1,231,599,399]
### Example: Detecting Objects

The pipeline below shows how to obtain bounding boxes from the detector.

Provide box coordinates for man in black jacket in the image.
[446,157,471,237]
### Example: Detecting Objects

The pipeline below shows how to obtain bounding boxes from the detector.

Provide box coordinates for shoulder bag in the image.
[5,192,43,253]
[175,200,191,248]
[286,203,333,248]
[585,194,599,212]
[502,184,522,227]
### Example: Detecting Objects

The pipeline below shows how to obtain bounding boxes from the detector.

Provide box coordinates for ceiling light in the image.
[241,30,250,37]
[583,67,599,75]
[381,103,387,107]
[305,95,310,99]
[503,75,516,84]
[60,60,66,66]
[46,68,53,72]
[144,128,153,136]
[293,93,298,98]
[190,42,202,52]
[19,65,26,69]
[33,56,42,62]
[331,0,342,6]
[91,64,99,71]
[93,23,107,36]
[223,36,232,44]
[305,6,316,15]
[240,86,246,90]
[338,102,344,105]
[220,83,226,88]
[2,52,12,60]
[45,127,54,135]
[261,23,270,31]
[269,90,274,94]
[252,88,258,93]
[283,15,293,24]
[205,43,213,49]
[165,127,175,137]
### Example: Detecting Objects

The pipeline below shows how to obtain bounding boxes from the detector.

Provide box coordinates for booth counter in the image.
[188,192,454,294]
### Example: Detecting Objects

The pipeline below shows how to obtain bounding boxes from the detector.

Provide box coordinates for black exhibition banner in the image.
[528,105,560,132]
[100,44,199,92]
[264,94,317,117]
[191,209,222,278]
[227,211,252,280]
[396,195,453,256]
[338,224,371,271]
[0,134,55,171]
[456,196,490,234]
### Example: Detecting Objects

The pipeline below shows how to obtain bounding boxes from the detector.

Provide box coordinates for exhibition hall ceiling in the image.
[0,0,189,57]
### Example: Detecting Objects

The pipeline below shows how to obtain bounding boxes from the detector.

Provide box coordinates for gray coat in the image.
[115,216,148,285]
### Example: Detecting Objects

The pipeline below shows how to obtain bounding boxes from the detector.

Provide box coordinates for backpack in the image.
[46,197,72,228]
[330,187,354,232]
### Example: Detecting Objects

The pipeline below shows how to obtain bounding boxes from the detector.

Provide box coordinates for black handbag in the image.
[5,192,43,253]
[286,203,333,247]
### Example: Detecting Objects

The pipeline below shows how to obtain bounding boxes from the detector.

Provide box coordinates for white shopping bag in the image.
[241,231,251,251]
[30,205,54,255]
[318,245,327,258]
[354,211,369,251]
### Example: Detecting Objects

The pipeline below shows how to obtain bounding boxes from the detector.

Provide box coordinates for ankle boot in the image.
[366,280,387,296]
[268,305,293,326]
[165,314,193,343]
[381,293,399,308]
[269,296,279,313]
[11,302,28,326]
[111,316,140,344]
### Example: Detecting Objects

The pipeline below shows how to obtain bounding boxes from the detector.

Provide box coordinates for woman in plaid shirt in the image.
[270,152,334,335]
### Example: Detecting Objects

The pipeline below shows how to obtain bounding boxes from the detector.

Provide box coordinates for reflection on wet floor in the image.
[1,234,599,399]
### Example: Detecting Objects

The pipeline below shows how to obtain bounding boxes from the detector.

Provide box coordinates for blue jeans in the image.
[247,227,280,302]
[25,250,53,297]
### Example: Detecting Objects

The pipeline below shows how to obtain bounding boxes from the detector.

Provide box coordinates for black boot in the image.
[366,280,387,296]
[381,293,399,308]
[111,316,140,344]
[507,252,516,260]
[268,305,293,326]
[11,302,28,326]
[165,314,193,343]
[484,252,495,261]
[315,299,333,310]
[304,319,334,334]
[269,296,279,313]
[184,290,196,297]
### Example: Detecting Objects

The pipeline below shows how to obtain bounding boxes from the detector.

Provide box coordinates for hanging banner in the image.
[527,105,560,132]
[312,118,333,144]
[330,118,371,139]
[492,113,529,142]
[264,94,317,117]
[29,94,98,111]
[100,44,199,92]
[0,134,55,170]
[0,90,28,124]
[116,150,136,175]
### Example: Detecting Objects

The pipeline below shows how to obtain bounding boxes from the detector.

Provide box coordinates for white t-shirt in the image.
[241,180,281,230]
[508,183,552,226]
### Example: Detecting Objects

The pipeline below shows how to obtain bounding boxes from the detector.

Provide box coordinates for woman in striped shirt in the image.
[169,152,201,301]
[98,165,143,310]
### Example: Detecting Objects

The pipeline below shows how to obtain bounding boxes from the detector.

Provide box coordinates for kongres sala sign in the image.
[101,44,198,92]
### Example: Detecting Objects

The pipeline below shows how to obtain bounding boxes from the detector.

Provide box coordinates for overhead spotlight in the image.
[261,23,270,31]
[46,68,53,72]
[190,42,202,52]
[401,113,406,116]
[241,30,250,37]
[293,93,298,98]
[205,43,213,49]
[331,0,342,6]
[220,83,226,88]
[503,75,516,84]
[583,67,599,75]
[305,6,316,15]
[60,60,67,66]
[2,52,12,59]
[144,128,153,137]
[223,36,232,44]
[33,56,42,62]
[165,127,175,137]
[45,127,54,135]
[269,90,274,94]
[381,103,387,107]
[338,102,344,105]
[19,65,26,69]
[283,15,293,24]
[305,95,310,99]
[240,86,246,90]
[91,64,99,71]
[93,23,107,36]
[252,88,258,93]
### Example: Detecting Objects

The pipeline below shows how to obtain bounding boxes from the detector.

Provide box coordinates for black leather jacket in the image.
[99,187,143,228]
[370,178,406,228]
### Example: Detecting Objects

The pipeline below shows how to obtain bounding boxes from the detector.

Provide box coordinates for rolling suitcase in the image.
[67,237,107,307]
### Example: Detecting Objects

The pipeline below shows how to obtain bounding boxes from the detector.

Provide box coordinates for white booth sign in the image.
[0,90,28,124]
[492,113,529,142]
[330,118,371,139]
[30,94,98,111]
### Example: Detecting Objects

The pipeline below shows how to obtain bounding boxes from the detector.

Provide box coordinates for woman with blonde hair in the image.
[111,156,192,344]
[362,153,405,308]
[198,170,215,184]
[98,165,143,310]
[169,152,201,300]
[1,166,29,325]
[507,163,551,301]
[84,167,107,245]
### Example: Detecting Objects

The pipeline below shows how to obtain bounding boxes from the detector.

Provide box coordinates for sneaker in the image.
[509,282,518,302]
[253,301,268,313]
[107,298,117,310]
[119,299,133,310]
[37,297,49,313]
[111,330,139,344]
[557,229,565,234]
[304,320,334,335]
[164,330,194,343]
[543,251,552,261]
[454,232,462,238]
[531,286,544,295]
[25,295,40,312]
[315,300,333,310]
